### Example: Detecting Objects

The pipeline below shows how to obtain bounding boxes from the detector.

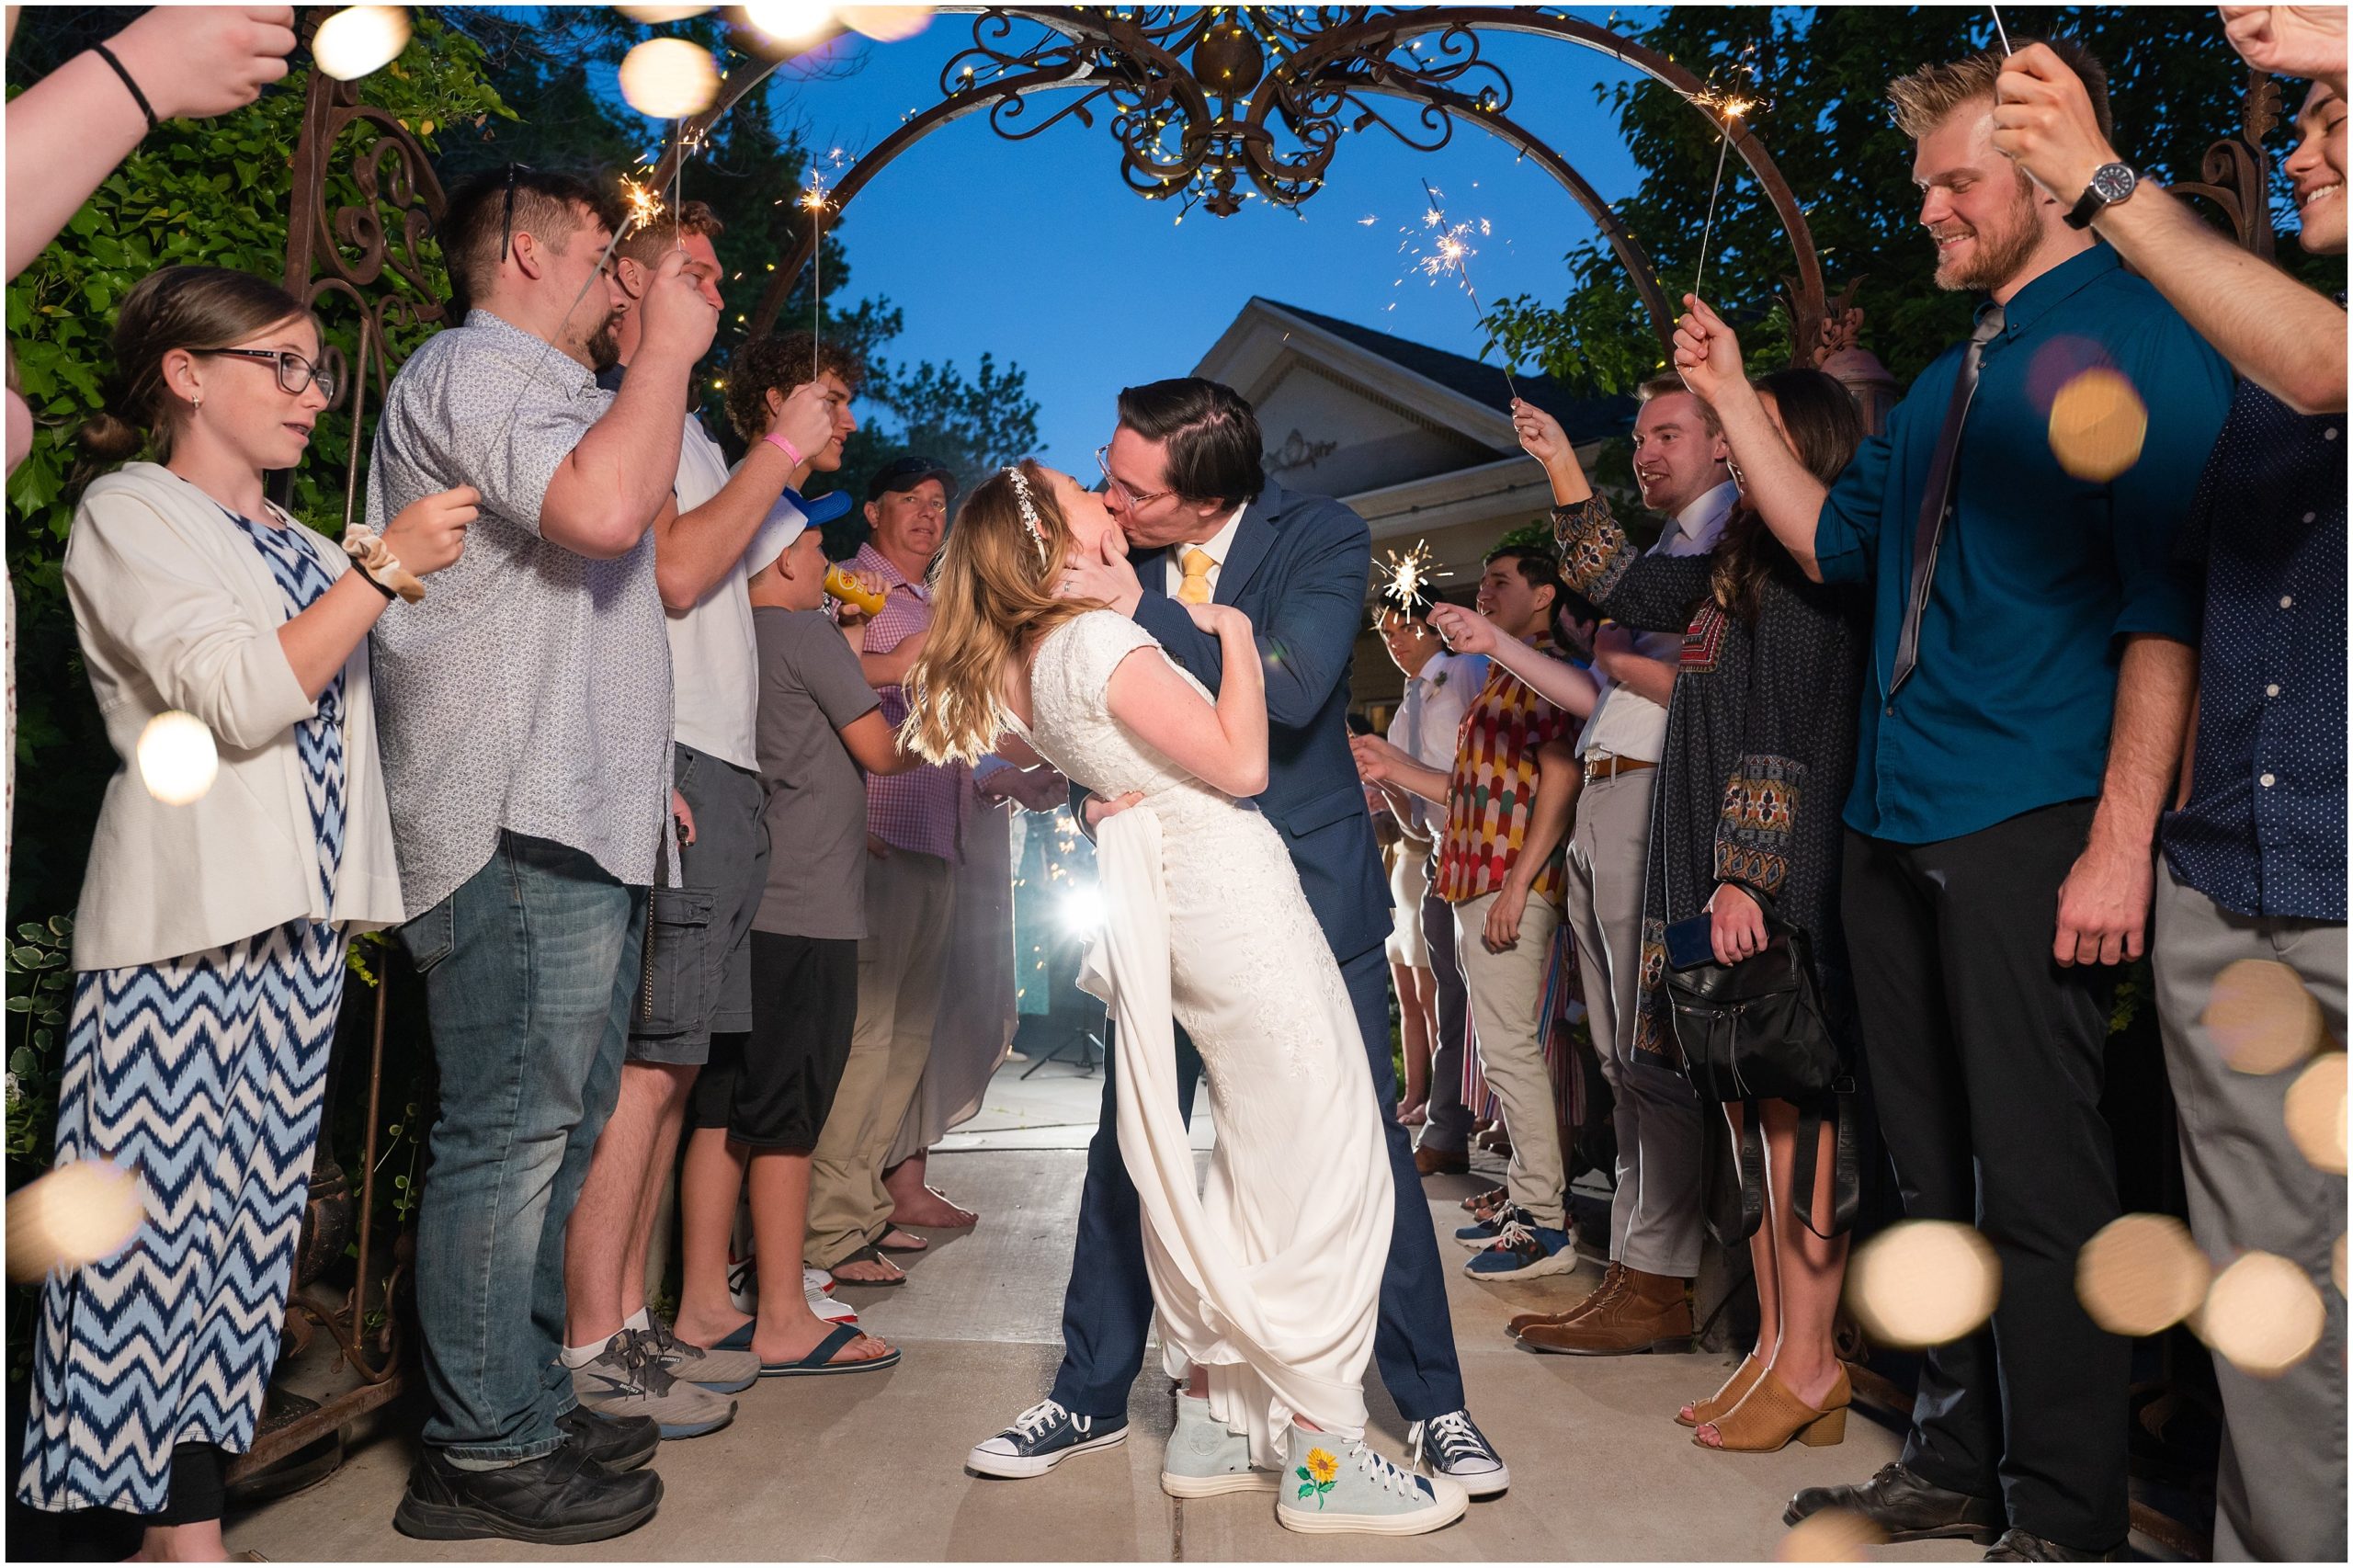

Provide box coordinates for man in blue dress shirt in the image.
[1996,22,2348,1561]
[1677,40,2234,1562]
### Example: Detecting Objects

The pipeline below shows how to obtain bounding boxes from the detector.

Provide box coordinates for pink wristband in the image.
[765,431,804,467]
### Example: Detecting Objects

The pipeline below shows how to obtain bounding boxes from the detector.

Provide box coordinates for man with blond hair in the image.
[1674,40,2233,1560]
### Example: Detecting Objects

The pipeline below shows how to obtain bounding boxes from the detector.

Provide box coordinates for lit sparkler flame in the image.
[620,175,666,235]
[1379,540,1438,610]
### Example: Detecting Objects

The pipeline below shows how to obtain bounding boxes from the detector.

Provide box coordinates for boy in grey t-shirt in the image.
[676,503,912,1373]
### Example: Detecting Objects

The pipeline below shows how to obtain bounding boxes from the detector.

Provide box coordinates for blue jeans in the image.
[401,833,645,1461]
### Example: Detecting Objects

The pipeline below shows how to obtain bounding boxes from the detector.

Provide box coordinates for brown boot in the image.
[1507,1260,1623,1339]
[1414,1142,1469,1176]
[1518,1267,1693,1355]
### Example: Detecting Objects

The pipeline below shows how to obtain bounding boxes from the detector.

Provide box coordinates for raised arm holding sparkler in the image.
[1672,296,1830,580]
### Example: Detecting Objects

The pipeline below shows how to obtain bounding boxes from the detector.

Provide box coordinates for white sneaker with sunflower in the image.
[1275,1426,1469,1536]
[1160,1393,1278,1498]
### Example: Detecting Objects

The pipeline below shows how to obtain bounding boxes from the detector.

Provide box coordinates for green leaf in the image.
[5,995,31,1013]
[9,946,40,968]
[8,1048,35,1075]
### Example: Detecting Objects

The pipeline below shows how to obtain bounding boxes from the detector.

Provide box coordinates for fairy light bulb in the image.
[744,0,835,43]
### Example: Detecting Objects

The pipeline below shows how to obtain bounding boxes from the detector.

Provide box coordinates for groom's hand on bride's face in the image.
[1057,530,1142,618]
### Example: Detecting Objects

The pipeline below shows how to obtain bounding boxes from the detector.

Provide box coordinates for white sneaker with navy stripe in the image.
[967,1399,1129,1478]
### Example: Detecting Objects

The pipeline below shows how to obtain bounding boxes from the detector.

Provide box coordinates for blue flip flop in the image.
[759,1321,901,1378]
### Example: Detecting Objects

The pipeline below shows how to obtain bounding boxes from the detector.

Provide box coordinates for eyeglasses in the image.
[499,162,534,264]
[195,347,337,403]
[1096,443,1172,507]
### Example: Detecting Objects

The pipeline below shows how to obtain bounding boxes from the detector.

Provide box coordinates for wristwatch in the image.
[2065,162,2138,230]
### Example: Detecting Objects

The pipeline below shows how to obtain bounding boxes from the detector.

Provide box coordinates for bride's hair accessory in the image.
[1003,463,1050,563]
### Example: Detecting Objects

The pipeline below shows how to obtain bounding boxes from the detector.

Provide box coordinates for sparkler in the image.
[802,177,829,377]
[1689,90,1756,302]
[1414,177,1517,402]
[1991,6,2013,55]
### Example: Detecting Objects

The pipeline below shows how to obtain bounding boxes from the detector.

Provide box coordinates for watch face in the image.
[2091,164,2135,203]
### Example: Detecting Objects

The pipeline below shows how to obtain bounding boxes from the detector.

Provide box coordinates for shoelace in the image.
[1490,1219,1539,1254]
[638,1322,703,1366]
[1406,1411,1491,1472]
[612,1330,677,1396]
[1349,1443,1424,1500]
[1009,1399,1072,1441]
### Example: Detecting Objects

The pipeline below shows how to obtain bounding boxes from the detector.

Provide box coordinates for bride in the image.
[902,460,1466,1537]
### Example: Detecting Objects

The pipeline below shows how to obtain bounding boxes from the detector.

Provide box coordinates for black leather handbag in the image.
[1664,895,1859,1244]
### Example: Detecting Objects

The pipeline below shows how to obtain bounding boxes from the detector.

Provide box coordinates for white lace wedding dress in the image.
[1014,609,1395,1467]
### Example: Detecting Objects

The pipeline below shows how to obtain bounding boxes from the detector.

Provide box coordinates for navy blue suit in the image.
[1049,480,1466,1424]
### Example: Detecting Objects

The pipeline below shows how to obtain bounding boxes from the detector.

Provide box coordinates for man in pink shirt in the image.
[804,455,967,1285]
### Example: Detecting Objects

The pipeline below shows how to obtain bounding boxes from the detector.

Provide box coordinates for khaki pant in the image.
[1562,768,1704,1278]
[2152,859,2347,1562]
[804,847,953,1267]
[1453,889,1567,1230]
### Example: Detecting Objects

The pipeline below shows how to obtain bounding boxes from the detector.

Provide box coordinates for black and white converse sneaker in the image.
[1407,1408,1511,1497]
[966,1398,1130,1479]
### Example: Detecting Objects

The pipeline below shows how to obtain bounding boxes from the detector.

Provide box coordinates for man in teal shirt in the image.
[1676,40,2231,1562]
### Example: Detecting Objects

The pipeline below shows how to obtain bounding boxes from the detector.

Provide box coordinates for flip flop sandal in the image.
[759,1321,903,1377]
[830,1244,908,1286]
[875,1230,928,1254]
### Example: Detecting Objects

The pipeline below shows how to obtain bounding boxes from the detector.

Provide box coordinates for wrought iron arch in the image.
[736,6,1829,363]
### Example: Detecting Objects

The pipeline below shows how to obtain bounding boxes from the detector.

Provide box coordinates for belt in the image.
[1583,753,1657,784]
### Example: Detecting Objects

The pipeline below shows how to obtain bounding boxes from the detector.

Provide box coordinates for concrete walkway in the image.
[223,1059,1949,1562]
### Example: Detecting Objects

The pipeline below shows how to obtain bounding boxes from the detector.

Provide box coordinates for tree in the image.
[825,353,1044,558]
[1484,6,2334,394]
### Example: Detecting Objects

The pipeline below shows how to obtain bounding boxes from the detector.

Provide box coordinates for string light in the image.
[312,6,411,80]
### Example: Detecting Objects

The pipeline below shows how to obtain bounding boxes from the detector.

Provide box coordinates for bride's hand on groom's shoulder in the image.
[1182,601,1248,638]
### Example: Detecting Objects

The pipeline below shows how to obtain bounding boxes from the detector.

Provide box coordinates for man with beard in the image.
[1995,16,2347,1559]
[369,168,716,1543]
[555,204,842,1437]
[1676,40,2233,1561]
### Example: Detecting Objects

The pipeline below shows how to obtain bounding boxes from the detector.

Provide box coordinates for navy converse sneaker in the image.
[966,1398,1129,1478]
[1407,1409,1510,1497]
[1463,1217,1578,1279]
[1454,1203,1532,1250]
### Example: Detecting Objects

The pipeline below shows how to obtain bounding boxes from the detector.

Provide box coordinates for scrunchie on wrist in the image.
[342,528,427,603]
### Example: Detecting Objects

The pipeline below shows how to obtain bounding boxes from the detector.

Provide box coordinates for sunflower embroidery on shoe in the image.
[1297,1447,1339,1507]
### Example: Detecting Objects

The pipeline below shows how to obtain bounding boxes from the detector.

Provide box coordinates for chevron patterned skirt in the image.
[16,915,348,1515]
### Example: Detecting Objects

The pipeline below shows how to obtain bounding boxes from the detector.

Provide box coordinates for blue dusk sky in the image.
[657,11,1672,463]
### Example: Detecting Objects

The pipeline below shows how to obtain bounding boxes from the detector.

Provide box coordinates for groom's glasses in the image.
[1096,444,1172,507]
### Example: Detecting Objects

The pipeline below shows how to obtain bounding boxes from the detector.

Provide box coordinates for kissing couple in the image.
[898,378,1508,1534]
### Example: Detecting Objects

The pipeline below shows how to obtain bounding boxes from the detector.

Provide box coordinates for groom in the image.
[965,379,1508,1494]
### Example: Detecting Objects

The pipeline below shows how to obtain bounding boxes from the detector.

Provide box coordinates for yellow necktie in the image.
[1176,547,1216,606]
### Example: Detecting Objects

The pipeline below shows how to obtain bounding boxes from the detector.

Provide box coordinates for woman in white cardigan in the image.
[17,265,474,1560]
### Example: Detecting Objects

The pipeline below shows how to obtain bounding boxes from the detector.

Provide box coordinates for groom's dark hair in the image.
[1116,378,1263,510]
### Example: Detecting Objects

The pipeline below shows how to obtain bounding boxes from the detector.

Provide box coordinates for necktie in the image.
[1891,303,2006,694]
[1176,547,1216,606]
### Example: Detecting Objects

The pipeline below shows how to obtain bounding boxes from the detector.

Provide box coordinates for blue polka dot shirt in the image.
[2161,380,2347,922]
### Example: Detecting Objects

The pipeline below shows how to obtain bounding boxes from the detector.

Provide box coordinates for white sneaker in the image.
[1160,1394,1277,1498]
[804,1266,835,1296]
[1275,1427,1468,1536]
[810,1284,858,1324]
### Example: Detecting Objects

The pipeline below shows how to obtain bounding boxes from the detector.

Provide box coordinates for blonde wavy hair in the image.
[902,459,1103,766]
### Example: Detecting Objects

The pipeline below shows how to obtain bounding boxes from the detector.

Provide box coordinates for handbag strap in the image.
[1789,1080,1862,1242]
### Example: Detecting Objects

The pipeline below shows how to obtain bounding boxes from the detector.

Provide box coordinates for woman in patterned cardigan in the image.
[1449,366,1868,1454]
[1561,366,1866,1454]
[20,267,472,1556]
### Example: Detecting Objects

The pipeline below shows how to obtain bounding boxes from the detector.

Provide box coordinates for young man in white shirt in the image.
[557,203,845,1433]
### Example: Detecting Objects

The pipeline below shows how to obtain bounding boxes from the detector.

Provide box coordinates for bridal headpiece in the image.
[1003,464,1050,563]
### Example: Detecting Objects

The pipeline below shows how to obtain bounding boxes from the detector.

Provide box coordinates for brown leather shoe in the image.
[1414,1143,1469,1176]
[1507,1260,1622,1338]
[1518,1266,1693,1355]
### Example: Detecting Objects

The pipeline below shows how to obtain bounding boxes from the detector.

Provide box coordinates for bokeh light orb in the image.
[6,1162,143,1282]
[312,6,411,82]
[744,0,835,43]
[2075,1212,2211,1337]
[617,37,720,119]
[2284,1052,2347,1174]
[2203,958,2325,1074]
[615,3,712,19]
[2200,1251,2325,1376]
[1778,1508,1888,1562]
[2047,366,2148,482]
[137,710,218,806]
[1847,1220,2002,1349]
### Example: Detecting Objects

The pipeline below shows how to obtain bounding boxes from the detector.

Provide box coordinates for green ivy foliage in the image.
[5,15,510,920]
